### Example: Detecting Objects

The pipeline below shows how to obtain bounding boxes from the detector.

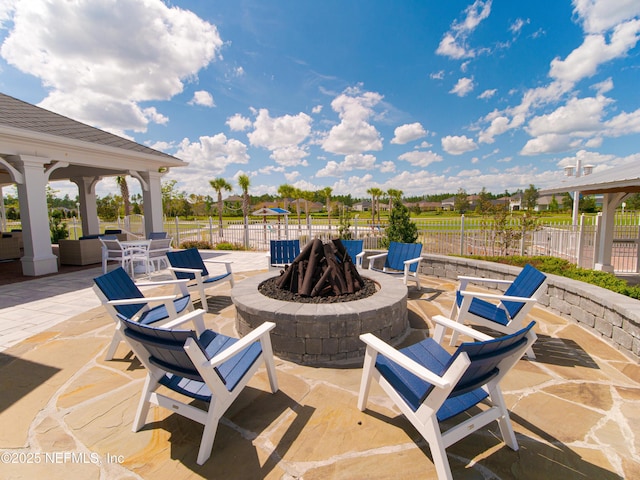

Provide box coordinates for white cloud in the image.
[441,135,478,155]
[391,122,427,144]
[509,18,529,35]
[0,0,223,133]
[604,108,640,136]
[520,133,575,155]
[478,116,510,144]
[592,77,614,94]
[312,105,323,114]
[526,95,612,137]
[270,145,309,167]
[189,90,215,107]
[379,161,396,173]
[316,154,377,177]
[321,87,384,155]
[430,70,445,80]
[284,171,300,182]
[436,0,493,59]
[226,113,252,131]
[398,150,443,167]
[450,77,475,97]
[478,89,497,99]
[247,108,312,166]
[176,133,249,174]
[549,20,640,83]
[572,0,640,34]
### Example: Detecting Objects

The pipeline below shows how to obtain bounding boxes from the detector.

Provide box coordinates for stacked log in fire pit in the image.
[275,238,364,297]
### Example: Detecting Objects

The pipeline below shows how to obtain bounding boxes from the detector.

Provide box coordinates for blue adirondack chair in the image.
[93,266,194,360]
[166,248,234,313]
[266,239,301,270]
[449,264,547,359]
[340,239,365,268]
[358,315,537,480]
[367,241,423,288]
[119,311,278,465]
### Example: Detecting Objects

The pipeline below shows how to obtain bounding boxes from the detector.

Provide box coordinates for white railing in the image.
[21,211,640,274]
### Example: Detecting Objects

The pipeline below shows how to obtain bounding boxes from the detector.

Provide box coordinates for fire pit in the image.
[232,240,409,366]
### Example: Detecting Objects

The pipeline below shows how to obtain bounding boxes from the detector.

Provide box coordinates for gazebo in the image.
[542,162,640,272]
[0,92,186,276]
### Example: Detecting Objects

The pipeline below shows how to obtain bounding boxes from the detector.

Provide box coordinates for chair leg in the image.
[105,327,124,361]
[357,347,376,411]
[421,417,454,480]
[197,400,224,466]
[133,374,158,432]
[261,337,279,393]
[489,386,519,450]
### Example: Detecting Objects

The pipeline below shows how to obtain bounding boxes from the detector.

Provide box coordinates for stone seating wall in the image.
[416,254,640,363]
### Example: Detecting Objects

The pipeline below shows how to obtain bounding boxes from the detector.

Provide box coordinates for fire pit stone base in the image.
[232,270,408,366]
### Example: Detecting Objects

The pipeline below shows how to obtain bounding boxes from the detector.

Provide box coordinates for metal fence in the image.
[7,211,640,274]
[102,213,640,273]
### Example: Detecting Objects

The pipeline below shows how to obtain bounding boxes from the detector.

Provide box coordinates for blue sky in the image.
[1,0,639,200]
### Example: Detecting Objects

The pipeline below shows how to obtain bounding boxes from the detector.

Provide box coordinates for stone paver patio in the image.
[1,265,639,479]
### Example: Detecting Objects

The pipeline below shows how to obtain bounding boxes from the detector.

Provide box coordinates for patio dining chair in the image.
[449,264,547,359]
[93,266,194,360]
[358,315,537,480]
[166,248,234,313]
[99,236,131,274]
[367,241,423,288]
[119,311,278,465]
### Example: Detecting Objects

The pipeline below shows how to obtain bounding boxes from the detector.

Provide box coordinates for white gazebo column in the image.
[71,176,100,235]
[138,170,165,236]
[13,155,58,275]
[595,192,626,272]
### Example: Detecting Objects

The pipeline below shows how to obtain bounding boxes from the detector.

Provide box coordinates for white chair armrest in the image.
[169,266,202,274]
[457,275,514,285]
[136,278,189,287]
[431,315,494,343]
[207,322,276,368]
[359,333,451,388]
[459,290,539,304]
[107,295,177,306]
[160,309,207,335]
[367,252,388,269]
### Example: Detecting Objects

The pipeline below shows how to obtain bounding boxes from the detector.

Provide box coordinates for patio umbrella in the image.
[252,207,290,244]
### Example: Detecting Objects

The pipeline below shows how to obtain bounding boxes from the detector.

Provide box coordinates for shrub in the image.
[180,240,213,250]
[464,255,640,299]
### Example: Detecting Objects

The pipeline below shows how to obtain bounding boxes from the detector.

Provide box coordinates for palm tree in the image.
[321,186,333,226]
[116,176,130,218]
[292,187,303,230]
[237,174,251,248]
[277,184,296,212]
[367,187,383,225]
[387,188,403,216]
[237,174,251,219]
[209,177,232,238]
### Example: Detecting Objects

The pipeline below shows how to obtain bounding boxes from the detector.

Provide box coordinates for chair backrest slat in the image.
[270,240,300,265]
[148,231,169,239]
[167,248,209,280]
[93,267,145,319]
[119,315,203,380]
[447,321,535,397]
[341,239,363,264]
[386,242,422,272]
[502,264,547,318]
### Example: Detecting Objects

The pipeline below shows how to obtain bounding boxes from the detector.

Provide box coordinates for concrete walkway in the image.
[0,252,639,479]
